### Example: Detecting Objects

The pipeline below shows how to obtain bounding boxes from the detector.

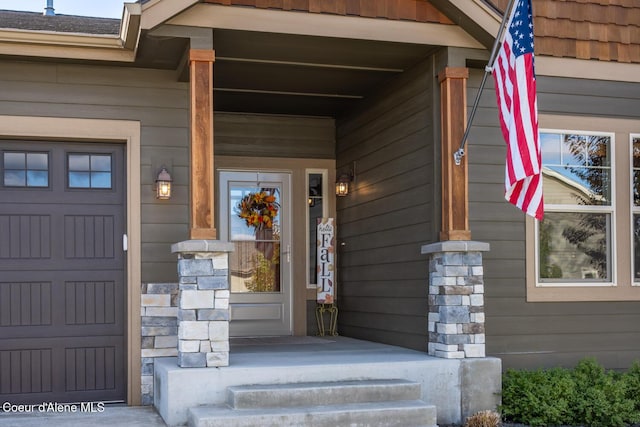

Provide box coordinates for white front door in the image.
[219,171,292,336]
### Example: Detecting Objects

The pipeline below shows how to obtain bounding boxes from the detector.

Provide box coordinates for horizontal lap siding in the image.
[0,61,189,283]
[467,67,640,370]
[215,113,335,159]
[0,61,336,283]
[335,58,435,351]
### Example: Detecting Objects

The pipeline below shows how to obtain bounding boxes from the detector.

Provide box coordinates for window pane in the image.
[26,170,48,187]
[68,153,112,189]
[633,138,640,207]
[4,170,26,186]
[231,186,280,241]
[308,173,323,285]
[69,154,90,171]
[634,214,640,281]
[538,212,610,282]
[26,153,48,170]
[91,172,111,188]
[541,133,611,205]
[4,152,49,188]
[4,152,25,169]
[69,171,90,188]
[540,133,561,165]
[230,241,281,293]
[229,185,281,294]
[91,155,111,172]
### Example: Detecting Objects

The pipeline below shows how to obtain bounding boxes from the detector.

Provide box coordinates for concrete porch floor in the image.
[154,336,501,426]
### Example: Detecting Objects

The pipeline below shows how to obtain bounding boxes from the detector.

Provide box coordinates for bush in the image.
[500,358,640,427]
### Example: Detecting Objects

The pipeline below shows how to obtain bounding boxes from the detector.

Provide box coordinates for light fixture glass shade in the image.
[335,174,350,197]
[156,167,172,200]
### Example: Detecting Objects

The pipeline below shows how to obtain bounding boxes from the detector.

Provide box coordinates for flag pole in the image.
[454,0,518,166]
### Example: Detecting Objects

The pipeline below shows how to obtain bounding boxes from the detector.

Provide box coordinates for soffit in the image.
[210,28,437,116]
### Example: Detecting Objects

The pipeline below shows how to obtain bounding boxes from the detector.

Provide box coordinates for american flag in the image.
[492,0,543,220]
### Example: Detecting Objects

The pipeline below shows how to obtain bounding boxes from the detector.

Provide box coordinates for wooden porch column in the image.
[189,49,217,240]
[438,67,471,241]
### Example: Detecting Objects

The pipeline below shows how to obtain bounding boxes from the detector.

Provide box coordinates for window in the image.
[537,131,613,284]
[3,151,49,187]
[307,170,328,287]
[68,153,112,189]
[632,135,640,282]
[526,115,640,302]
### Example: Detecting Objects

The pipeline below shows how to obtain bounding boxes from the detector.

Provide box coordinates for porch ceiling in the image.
[210,29,437,117]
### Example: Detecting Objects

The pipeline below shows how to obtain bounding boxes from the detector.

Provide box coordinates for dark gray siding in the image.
[335,58,436,351]
[0,60,190,283]
[215,113,335,159]
[467,68,640,370]
[0,61,335,283]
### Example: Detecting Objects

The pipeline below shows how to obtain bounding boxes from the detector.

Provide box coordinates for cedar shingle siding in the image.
[203,0,454,23]
[489,0,640,63]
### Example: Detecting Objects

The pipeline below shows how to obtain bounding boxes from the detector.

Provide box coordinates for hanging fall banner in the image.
[316,218,335,304]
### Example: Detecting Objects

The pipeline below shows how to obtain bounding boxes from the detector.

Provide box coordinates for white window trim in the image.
[305,168,328,289]
[535,129,616,287]
[526,114,640,302]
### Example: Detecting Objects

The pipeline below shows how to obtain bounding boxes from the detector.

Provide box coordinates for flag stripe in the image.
[492,0,543,220]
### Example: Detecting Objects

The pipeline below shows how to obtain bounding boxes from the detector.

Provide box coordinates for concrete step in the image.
[227,379,422,409]
[188,400,438,427]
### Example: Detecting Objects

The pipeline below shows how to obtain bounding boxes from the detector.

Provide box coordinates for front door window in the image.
[230,186,281,293]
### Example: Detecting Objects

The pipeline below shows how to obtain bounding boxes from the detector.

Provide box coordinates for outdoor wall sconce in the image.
[155,167,172,200]
[335,162,355,197]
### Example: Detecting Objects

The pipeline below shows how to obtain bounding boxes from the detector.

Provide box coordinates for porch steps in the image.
[187,379,438,427]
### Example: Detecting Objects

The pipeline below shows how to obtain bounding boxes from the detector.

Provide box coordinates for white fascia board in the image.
[140,0,200,31]
[167,3,484,49]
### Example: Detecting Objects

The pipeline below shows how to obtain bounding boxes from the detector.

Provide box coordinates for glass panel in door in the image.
[229,185,281,293]
[220,171,292,337]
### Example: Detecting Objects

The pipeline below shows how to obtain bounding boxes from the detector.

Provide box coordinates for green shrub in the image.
[501,367,576,426]
[500,358,640,427]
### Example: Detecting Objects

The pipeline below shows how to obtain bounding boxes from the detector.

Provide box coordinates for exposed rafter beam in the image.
[216,56,403,73]
[214,87,363,99]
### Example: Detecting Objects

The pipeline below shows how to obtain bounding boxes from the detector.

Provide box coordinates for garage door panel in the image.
[64,214,117,260]
[0,280,124,339]
[0,214,52,260]
[0,209,124,269]
[0,281,52,327]
[0,338,124,404]
[0,348,53,395]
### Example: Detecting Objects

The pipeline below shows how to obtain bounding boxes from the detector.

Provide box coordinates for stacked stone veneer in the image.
[172,240,234,368]
[421,241,490,359]
[140,282,178,405]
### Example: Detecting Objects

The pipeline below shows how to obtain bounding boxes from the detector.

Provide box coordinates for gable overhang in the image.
[0,3,141,62]
[165,3,484,49]
[430,0,500,48]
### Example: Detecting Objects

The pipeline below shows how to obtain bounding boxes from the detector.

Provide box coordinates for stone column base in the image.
[422,241,490,359]
[172,240,234,367]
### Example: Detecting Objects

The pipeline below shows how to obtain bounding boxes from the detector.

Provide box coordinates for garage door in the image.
[0,141,126,404]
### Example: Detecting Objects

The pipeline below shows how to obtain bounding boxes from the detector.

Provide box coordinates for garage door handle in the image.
[123,234,128,252]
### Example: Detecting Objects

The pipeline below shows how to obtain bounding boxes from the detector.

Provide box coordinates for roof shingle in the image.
[487,0,640,63]
[0,9,120,35]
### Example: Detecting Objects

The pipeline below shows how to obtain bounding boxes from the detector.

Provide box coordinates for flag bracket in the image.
[454,148,465,166]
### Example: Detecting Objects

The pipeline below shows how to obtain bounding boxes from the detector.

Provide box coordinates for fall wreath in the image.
[237,191,279,230]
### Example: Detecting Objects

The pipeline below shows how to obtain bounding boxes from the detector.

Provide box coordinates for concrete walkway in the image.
[0,405,167,427]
